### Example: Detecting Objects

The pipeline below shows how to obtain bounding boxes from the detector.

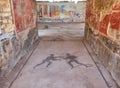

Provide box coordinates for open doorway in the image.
[36,0,86,40]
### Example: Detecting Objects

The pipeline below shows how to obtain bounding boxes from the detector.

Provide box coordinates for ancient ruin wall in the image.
[85,0,120,87]
[0,0,38,76]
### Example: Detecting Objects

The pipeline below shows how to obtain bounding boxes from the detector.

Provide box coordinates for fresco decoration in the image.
[86,0,120,87]
[43,4,48,17]
[86,0,120,43]
[13,0,37,33]
[0,0,37,75]
[37,2,86,22]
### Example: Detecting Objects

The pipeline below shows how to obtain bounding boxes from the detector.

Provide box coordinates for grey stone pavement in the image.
[10,41,108,88]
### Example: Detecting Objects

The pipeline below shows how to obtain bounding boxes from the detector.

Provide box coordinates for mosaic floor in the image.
[10,41,108,88]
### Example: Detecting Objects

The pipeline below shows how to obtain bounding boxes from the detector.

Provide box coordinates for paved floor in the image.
[10,41,108,88]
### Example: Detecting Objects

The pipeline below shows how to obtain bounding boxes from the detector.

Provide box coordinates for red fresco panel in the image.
[99,15,111,35]
[110,12,120,30]
[50,6,54,17]
[13,0,36,33]
[51,6,55,17]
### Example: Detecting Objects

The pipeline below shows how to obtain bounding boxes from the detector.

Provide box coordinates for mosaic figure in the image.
[64,53,92,69]
[34,54,60,68]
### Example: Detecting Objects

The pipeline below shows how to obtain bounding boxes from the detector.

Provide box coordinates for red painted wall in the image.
[86,0,120,41]
[13,0,36,33]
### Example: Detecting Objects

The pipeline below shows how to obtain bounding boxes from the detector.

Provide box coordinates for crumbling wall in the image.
[85,0,120,87]
[0,0,38,76]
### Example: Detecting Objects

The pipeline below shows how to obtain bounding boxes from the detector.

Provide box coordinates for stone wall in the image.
[0,0,38,76]
[85,0,120,87]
